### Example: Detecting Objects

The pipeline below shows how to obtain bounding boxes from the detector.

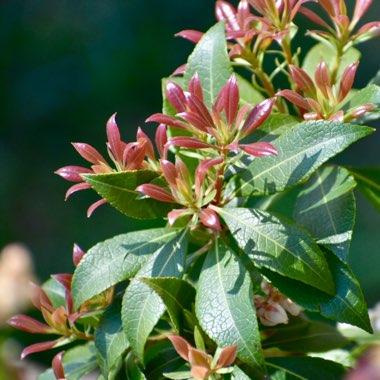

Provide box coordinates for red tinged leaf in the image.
[137,128,155,161]
[216,345,238,368]
[52,351,66,380]
[160,160,178,189]
[199,208,222,230]
[277,90,310,110]
[146,113,190,131]
[356,21,380,37]
[315,61,331,98]
[7,315,55,334]
[172,64,187,76]
[106,113,123,164]
[71,143,106,165]
[175,158,192,187]
[175,30,204,43]
[167,335,191,361]
[338,62,359,102]
[72,243,85,267]
[50,306,67,328]
[30,282,54,313]
[87,199,107,218]
[176,111,210,133]
[51,274,72,291]
[55,166,92,182]
[195,157,224,196]
[347,103,377,120]
[299,7,333,29]
[155,124,168,159]
[136,184,175,203]
[189,73,204,102]
[166,81,187,113]
[289,65,316,96]
[216,1,239,31]
[21,339,60,359]
[168,209,190,225]
[188,348,211,368]
[329,111,344,121]
[167,137,212,150]
[240,142,278,157]
[217,75,239,125]
[352,0,373,25]
[240,98,276,137]
[184,92,215,130]
[191,366,210,380]
[124,142,147,170]
[65,183,91,200]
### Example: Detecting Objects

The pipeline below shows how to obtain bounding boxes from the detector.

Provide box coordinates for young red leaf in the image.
[168,209,190,225]
[160,159,178,189]
[65,183,91,200]
[240,142,278,157]
[167,137,212,150]
[136,184,175,203]
[188,73,204,102]
[240,98,276,137]
[52,351,66,380]
[195,157,224,196]
[216,1,239,31]
[106,113,123,164]
[199,208,222,230]
[155,124,168,159]
[146,113,189,130]
[185,92,215,130]
[315,61,331,98]
[87,199,107,218]
[72,143,106,165]
[277,90,310,110]
[176,111,210,133]
[21,339,60,359]
[191,366,210,380]
[175,30,204,43]
[289,65,316,96]
[72,243,85,267]
[167,335,191,361]
[51,274,72,291]
[55,166,92,182]
[137,127,155,161]
[223,75,239,125]
[166,81,187,113]
[216,345,238,368]
[7,315,55,334]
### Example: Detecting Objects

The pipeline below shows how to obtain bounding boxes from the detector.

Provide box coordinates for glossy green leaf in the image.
[37,343,98,380]
[236,73,264,106]
[232,366,251,380]
[122,229,189,362]
[184,22,232,109]
[82,170,174,219]
[294,166,356,261]
[217,207,335,295]
[267,357,347,380]
[196,239,265,371]
[140,277,196,332]
[125,353,147,380]
[302,43,360,80]
[95,302,129,378]
[229,120,373,197]
[72,228,179,309]
[260,253,372,333]
[262,317,348,352]
[348,167,380,212]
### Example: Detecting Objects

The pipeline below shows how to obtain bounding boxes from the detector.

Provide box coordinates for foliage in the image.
[8,0,380,379]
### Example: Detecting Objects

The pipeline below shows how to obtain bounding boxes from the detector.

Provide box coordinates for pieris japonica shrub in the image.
[8,0,380,379]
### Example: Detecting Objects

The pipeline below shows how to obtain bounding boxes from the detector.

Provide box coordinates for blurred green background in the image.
[0,0,379,310]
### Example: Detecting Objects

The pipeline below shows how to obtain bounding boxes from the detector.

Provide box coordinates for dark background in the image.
[1,0,379,306]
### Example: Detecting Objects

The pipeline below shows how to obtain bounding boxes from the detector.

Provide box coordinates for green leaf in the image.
[217,207,335,295]
[294,166,356,261]
[184,22,232,109]
[261,253,372,333]
[72,228,179,309]
[229,120,373,197]
[82,170,175,219]
[236,73,264,106]
[140,277,196,332]
[262,317,348,352]
[348,167,380,212]
[122,229,189,362]
[195,239,265,371]
[232,366,251,380]
[95,302,129,378]
[267,357,347,380]
[125,353,147,380]
[42,278,66,309]
[37,343,98,380]
[302,43,360,80]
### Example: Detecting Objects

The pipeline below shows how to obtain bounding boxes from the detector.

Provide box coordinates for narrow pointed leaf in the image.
[184,22,233,110]
[82,170,175,219]
[260,253,372,333]
[266,357,347,379]
[229,120,373,197]
[140,277,196,332]
[216,207,335,295]
[122,230,189,362]
[294,166,356,261]
[72,228,179,309]
[95,302,129,377]
[195,240,265,371]
[348,167,380,212]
